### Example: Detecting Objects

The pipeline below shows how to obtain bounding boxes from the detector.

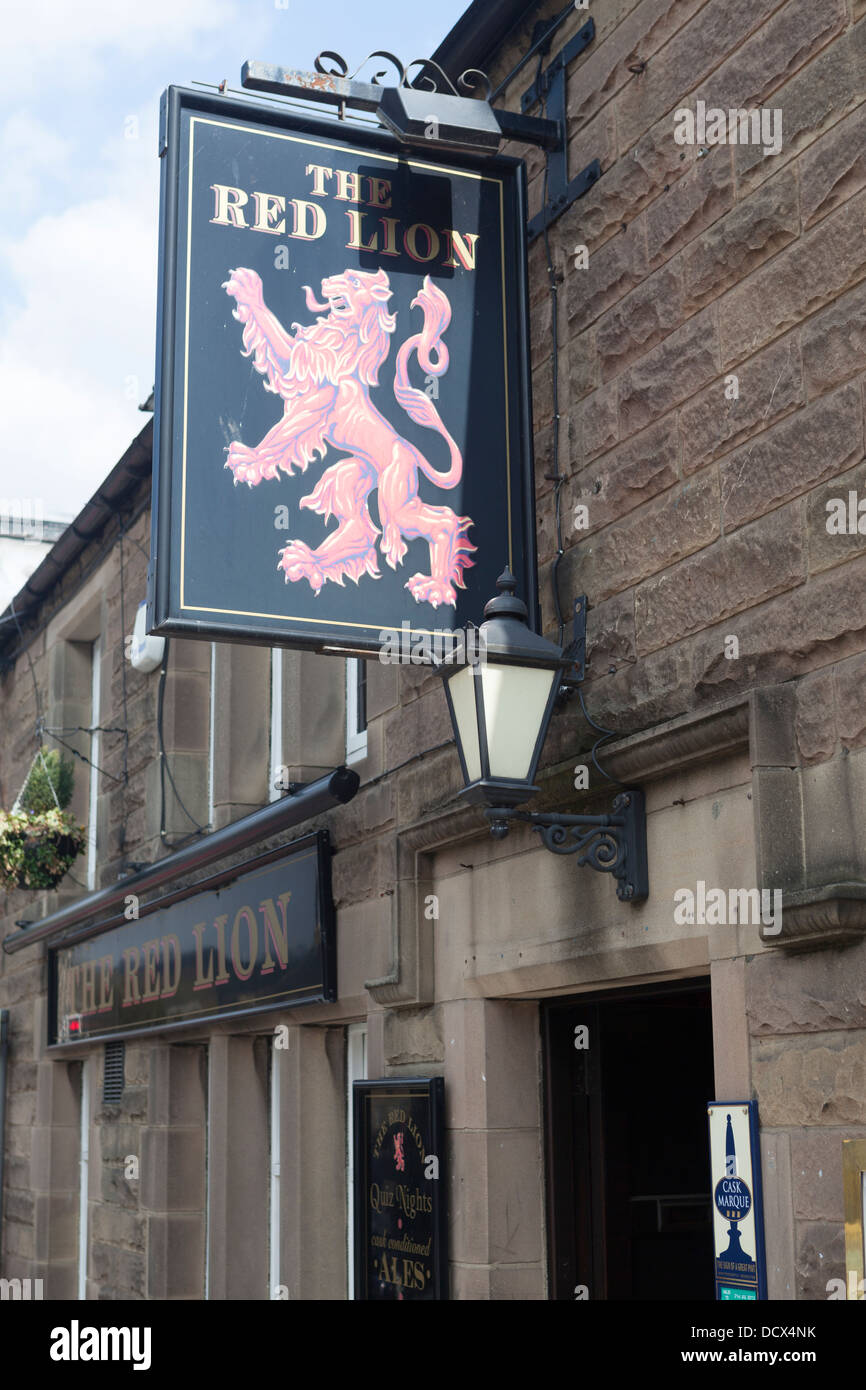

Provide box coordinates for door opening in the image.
[543,981,715,1300]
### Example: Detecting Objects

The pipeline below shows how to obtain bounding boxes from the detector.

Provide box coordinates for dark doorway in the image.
[543,981,715,1300]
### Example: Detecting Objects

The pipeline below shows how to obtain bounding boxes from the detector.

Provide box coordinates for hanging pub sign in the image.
[707,1100,768,1300]
[148,85,537,656]
[49,833,335,1045]
[353,1077,447,1299]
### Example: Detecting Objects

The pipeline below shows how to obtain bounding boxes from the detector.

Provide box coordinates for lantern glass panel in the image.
[447,664,482,782]
[480,663,557,781]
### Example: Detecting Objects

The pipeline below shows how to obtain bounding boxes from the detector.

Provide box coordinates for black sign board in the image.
[50,833,334,1045]
[353,1077,447,1299]
[148,85,537,655]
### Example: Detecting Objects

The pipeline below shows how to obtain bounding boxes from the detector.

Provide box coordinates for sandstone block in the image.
[682,167,799,314]
[395,746,463,825]
[835,652,866,750]
[566,102,618,210]
[566,222,647,335]
[566,0,705,134]
[572,381,619,463]
[720,383,861,531]
[90,1241,147,1299]
[585,590,636,677]
[794,669,836,765]
[147,1212,205,1299]
[746,940,866,1035]
[586,637,695,735]
[558,118,701,255]
[616,0,795,155]
[384,1006,443,1066]
[719,188,866,368]
[806,459,866,577]
[795,1219,846,1300]
[566,470,718,605]
[597,262,683,381]
[569,416,679,534]
[329,780,395,848]
[530,291,552,372]
[618,305,719,437]
[801,278,866,399]
[645,149,734,273]
[752,1031,866,1125]
[791,1127,860,1221]
[735,19,866,196]
[692,553,866,700]
[635,501,805,654]
[801,98,866,230]
[332,835,397,908]
[568,328,597,402]
[532,358,554,430]
[680,335,803,474]
[383,686,451,769]
[702,0,847,121]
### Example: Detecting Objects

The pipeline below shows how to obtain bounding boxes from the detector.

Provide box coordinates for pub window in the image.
[269,647,283,803]
[269,1039,281,1297]
[77,1060,91,1300]
[85,636,102,891]
[345,658,367,765]
[346,1023,367,1298]
[207,642,217,826]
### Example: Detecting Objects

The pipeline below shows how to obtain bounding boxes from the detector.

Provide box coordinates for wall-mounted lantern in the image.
[438,571,649,904]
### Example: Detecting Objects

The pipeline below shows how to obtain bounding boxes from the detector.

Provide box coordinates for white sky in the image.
[0,0,468,526]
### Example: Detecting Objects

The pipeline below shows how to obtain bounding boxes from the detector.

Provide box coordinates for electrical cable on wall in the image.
[539,95,625,791]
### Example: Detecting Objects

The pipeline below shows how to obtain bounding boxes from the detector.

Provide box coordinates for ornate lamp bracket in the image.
[484,789,649,904]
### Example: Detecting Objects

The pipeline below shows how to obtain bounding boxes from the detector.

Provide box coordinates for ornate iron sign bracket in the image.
[484,789,649,904]
[561,595,587,686]
[520,17,600,242]
[241,54,561,151]
[241,28,601,239]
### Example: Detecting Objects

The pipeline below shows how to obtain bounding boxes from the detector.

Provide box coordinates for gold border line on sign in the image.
[179,113,514,630]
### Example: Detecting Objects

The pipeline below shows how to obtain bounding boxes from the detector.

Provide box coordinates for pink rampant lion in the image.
[222,266,476,608]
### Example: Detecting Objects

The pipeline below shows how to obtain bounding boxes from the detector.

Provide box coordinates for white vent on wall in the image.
[131,601,165,673]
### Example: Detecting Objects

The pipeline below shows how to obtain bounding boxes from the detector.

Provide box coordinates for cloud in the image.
[0,115,75,220]
[0,0,471,529]
[0,110,159,517]
[4,0,241,97]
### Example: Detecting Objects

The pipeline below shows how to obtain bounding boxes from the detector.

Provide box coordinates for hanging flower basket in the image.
[0,807,87,891]
[1,747,86,892]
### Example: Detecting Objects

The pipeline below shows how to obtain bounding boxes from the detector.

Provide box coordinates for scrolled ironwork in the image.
[351,51,407,87]
[534,821,624,874]
[483,788,648,904]
[404,58,459,95]
[312,49,491,98]
[314,51,349,77]
[458,68,492,101]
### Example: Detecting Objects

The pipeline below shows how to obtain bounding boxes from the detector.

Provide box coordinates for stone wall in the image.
[488,0,866,751]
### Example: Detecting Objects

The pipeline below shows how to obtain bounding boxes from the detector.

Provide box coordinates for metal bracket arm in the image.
[484,789,649,904]
[241,60,562,150]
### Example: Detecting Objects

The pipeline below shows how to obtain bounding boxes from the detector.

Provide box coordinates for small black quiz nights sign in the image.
[50,834,334,1044]
[148,86,537,655]
[353,1077,447,1300]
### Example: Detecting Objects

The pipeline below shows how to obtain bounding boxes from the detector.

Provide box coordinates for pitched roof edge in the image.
[0,417,153,652]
